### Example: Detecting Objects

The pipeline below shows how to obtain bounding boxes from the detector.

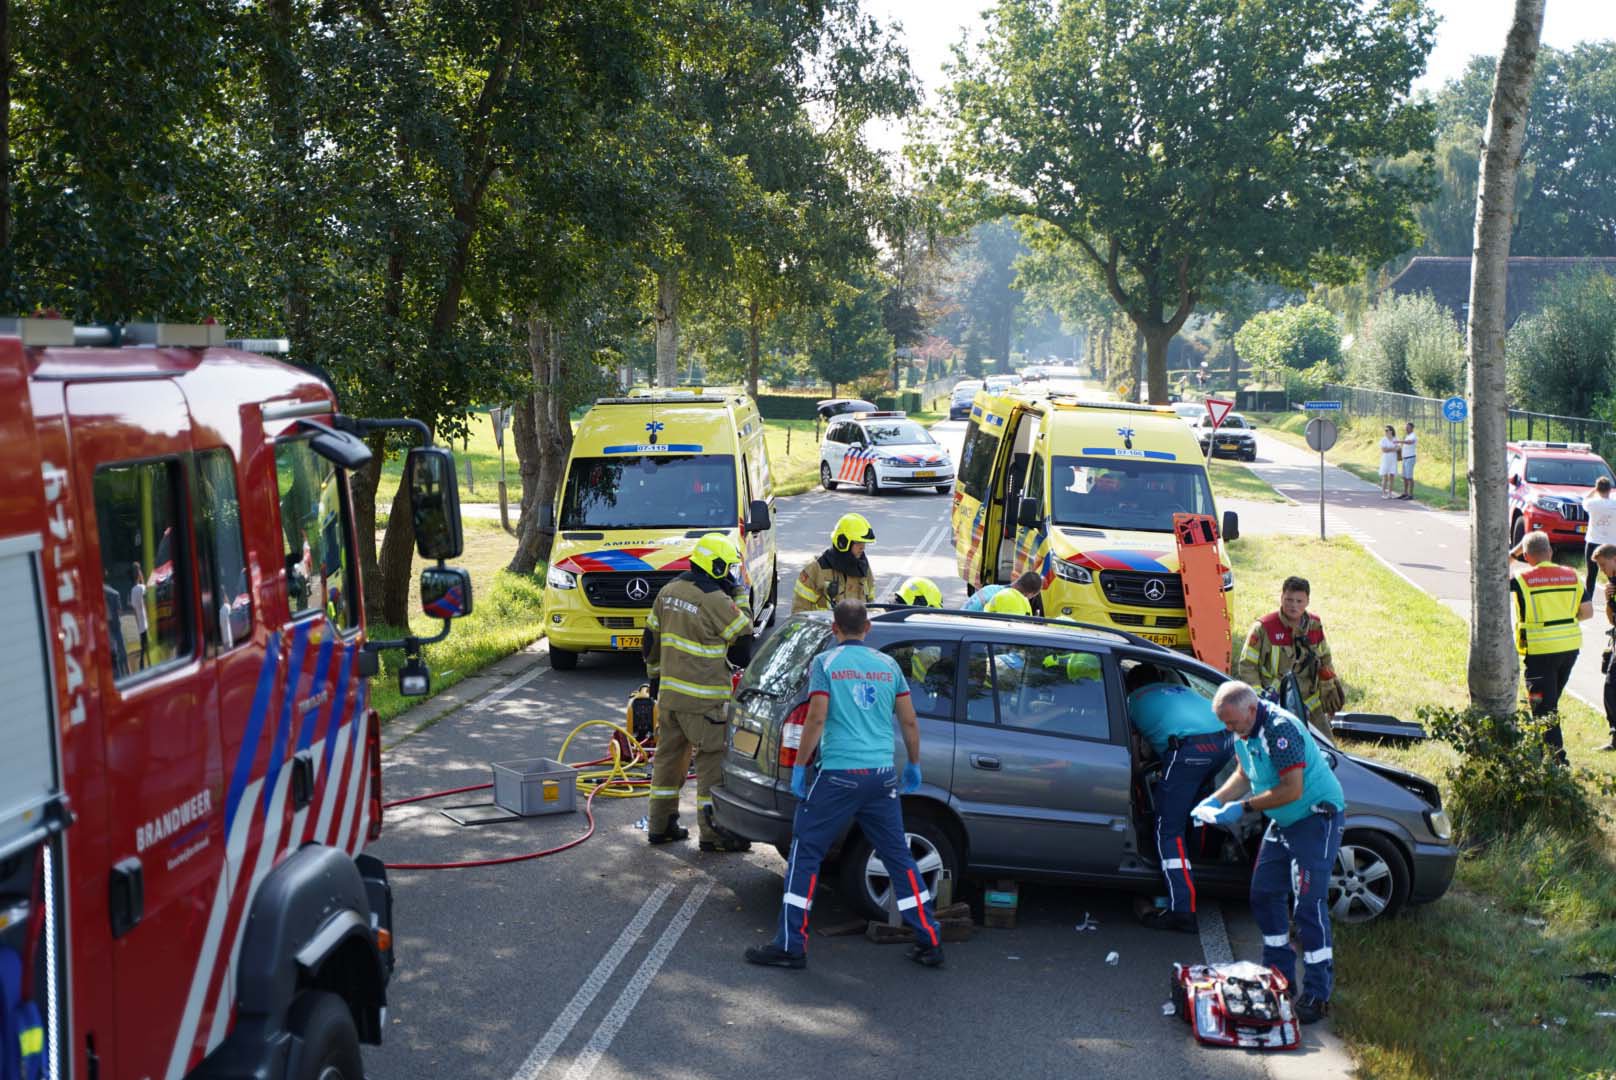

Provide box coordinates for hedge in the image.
[754,390,922,420]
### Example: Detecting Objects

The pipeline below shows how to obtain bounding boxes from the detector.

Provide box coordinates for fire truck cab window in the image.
[196,449,253,651]
[93,460,193,680]
[275,440,357,629]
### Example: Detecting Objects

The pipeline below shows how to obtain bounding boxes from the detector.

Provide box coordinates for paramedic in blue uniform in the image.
[1125,664,1233,933]
[1198,680,1346,1025]
[745,598,945,971]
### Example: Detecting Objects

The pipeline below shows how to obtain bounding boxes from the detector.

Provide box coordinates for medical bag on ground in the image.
[1169,961,1301,1050]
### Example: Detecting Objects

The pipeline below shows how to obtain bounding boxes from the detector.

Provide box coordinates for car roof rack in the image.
[867,606,1155,649]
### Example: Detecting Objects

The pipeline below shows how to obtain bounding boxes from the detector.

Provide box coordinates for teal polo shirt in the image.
[1232,702,1345,827]
[807,640,910,769]
[1127,683,1225,756]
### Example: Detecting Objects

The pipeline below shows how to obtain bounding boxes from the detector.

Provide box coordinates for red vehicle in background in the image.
[0,317,470,1080]
[1506,440,1616,547]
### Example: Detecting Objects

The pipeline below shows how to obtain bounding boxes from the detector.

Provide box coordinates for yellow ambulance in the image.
[950,388,1238,648]
[540,388,776,669]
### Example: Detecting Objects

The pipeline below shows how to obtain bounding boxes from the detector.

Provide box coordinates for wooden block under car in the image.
[983,880,1019,929]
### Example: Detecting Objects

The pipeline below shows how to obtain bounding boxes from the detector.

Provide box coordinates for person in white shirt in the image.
[1581,476,1616,603]
[1377,426,1398,498]
[128,562,149,670]
[1397,422,1417,499]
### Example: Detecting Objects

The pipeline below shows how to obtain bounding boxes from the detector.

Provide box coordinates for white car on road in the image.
[820,411,954,495]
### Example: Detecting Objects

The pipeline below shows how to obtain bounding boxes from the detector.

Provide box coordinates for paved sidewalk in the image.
[1240,432,1609,724]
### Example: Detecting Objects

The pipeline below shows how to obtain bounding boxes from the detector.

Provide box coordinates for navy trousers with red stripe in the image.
[775,766,940,955]
[1152,732,1234,916]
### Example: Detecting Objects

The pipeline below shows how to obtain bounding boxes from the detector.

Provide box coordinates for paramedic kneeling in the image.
[1198,680,1346,1025]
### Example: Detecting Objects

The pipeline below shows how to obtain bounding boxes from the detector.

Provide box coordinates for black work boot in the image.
[1140,908,1200,934]
[1294,994,1330,1024]
[646,815,689,845]
[907,943,946,968]
[744,944,806,969]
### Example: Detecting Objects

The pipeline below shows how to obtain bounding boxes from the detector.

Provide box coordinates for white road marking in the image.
[1197,901,1234,965]
[560,881,714,1080]
[879,523,948,598]
[472,660,548,713]
[508,884,675,1080]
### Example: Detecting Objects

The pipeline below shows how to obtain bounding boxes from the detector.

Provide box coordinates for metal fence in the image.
[1321,383,1615,454]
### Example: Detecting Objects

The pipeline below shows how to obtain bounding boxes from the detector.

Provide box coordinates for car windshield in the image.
[1050,456,1216,530]
[1524,456,1613,486]
[866,421,934,445]
[560,454,737,529]
[737,618,831,697]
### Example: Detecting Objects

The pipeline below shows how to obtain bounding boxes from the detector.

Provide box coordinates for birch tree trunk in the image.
[510,317,572,575]
[1467,0,1546,717]
[654,269,678,387]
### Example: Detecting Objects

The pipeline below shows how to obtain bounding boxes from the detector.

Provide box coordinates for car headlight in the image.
[1426,809,1452,841]
[1532,496,1563,514]
[546,565,578,590]
[1221,569,1235,592]
[1054,559,1092,585]
[879,456,904,467]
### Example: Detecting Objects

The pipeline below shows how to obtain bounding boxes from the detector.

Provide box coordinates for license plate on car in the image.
[914,470,936,478]
[611,635,641,650]
[1143,632,1179,646]
[731,729,761,758]
[1219,441,1240,449]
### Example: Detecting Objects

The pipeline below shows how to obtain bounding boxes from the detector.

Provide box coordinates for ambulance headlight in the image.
[1053,560,1092,585]
[1221,569,1235,592]
[547,565,578,591]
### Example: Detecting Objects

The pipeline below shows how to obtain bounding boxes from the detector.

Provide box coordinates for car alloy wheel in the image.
[1327,836,1407,924]
[863,466,880,496]
[821,461,837,491]
[863,834,944,913]
[839,815,959,920]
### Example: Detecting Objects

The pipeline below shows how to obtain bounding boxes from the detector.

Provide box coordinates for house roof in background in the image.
[1384,256,1616,326]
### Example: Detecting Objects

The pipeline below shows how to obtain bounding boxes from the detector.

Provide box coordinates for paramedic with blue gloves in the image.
[1198,681,1346,1025]
[745,598,945,971]
[1125,664,1233,934]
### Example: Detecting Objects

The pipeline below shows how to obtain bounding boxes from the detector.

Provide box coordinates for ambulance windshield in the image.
[1049,456,1215,531]
[561,454,738,529]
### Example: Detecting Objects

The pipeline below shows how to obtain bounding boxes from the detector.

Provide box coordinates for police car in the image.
[819,411,954,495]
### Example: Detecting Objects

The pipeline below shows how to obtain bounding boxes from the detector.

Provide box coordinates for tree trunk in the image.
[746,297,761,399]
[1467,0,1545,718]
[1144,329,1173,404]
[1098,321,1111,382]
[655,269,678,387]
[352,434,386,626]
[510,317,572,575]
[1229,343,1242,399]
[263,0,311,350]
[1133,326,1145,402]
[1,0,10,256]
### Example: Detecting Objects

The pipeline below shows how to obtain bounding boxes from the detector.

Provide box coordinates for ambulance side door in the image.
[1011,446,1049,583]
[68,379,227,1078]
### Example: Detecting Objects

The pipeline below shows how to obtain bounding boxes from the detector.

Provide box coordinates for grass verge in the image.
[370,518,545,725]
[1208,457,1287,503]
[1228,534,1616,1078]
[1256,411,1468,511]
[764,418,824,496]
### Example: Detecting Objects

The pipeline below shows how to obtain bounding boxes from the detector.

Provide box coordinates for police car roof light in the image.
[1045,397,1176,415]
[851,410,905,419]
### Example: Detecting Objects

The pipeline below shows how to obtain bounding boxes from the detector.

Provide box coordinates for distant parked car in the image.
[948,380,984,421]
[820,411,953,495]
[714,608,1456,923]
[1193,412,1257,461]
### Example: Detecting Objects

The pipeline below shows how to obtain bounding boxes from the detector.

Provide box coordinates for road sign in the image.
[1306,418,1338,452]
[1205,396,1235,429]
[489,405,510,450]
[1302,400,1343,411]
[1442,395,1468,423]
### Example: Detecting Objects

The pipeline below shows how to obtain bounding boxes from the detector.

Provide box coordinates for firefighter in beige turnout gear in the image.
[1235,575,1344,723]
[791,512,877,613]
[642,533,755,850]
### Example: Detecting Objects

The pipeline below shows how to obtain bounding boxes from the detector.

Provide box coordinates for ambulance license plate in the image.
[914,470,936,478]
[731,729,761,758]
[1143,632,1179,646]
[611,635,642,650]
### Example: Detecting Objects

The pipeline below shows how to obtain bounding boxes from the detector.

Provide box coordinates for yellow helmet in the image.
[985,588,1033,616]
[832,512,876,552]
[897,577,943,607]
[689,532,741,580]
[1043,651,1101,682]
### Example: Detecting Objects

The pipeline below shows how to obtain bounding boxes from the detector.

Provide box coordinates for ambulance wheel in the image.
[286,991,363,1080]
[548,646,579,671]
[821,462,838,491]
[1329,831,1410,924]
[765,568,778,626]
[862,467,880,497]
[838,814,958,921]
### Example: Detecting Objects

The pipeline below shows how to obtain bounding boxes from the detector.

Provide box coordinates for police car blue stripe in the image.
[225,635,282,838]
[296,633,337,753]
[320,644,356,783]
[262,623,314,816]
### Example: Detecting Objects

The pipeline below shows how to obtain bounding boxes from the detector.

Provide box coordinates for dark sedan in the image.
[1195,413,1257,461]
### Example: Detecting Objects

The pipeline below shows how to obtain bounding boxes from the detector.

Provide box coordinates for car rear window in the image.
[738,620,831,697]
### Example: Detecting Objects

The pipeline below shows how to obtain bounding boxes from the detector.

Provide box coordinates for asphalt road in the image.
[364,432,1348,1080]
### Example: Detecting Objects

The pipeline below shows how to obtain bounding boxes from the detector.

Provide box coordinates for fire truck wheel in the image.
[548,646,580,671]
[287,991,363,1080]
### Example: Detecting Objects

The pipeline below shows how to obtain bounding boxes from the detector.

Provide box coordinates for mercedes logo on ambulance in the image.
[1143,578,1167,602]
[626,577,652,601]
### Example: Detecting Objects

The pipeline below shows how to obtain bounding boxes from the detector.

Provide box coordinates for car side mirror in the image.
[746,500,772,532]
[406,446,464,560]
[1017,496,1042,529]
[421,566,473,620]
[1509,474,1521,486]
[1222,510,1240,542]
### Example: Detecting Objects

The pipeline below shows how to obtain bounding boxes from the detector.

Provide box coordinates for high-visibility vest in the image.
[1513,562,1582,655]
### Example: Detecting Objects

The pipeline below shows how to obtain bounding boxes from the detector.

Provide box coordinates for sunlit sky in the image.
[864,0,1616,152]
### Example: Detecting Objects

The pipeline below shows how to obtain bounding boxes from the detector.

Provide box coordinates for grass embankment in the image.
[1208,457,1287,504]
[1229,531,1616,1079]
[370,518,545,724]
[1255,411,1469,511]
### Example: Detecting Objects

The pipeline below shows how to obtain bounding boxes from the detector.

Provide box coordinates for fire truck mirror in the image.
[407,447,464,560]
[421,566,473,620]
[309,426,373,471]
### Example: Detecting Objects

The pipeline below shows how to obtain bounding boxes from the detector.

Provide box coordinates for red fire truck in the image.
[0,317,470,1080]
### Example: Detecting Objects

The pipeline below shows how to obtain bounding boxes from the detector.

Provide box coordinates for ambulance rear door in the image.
[67,377,228,1078]
[980,403,1038,585]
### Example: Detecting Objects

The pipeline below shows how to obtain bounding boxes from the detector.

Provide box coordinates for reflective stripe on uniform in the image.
[783,892,812,909]
[649,788,682,799]
[794,579,819,602]
[1263,933,1290,947]
[896,889,933,911]
[645,610,660,630]
[20,1024,43,1056]
[663,634,728,658]
[1161,858,1188,870]
[1303,946,1333,964]
[719,613,750,641]
[660,675,732,700]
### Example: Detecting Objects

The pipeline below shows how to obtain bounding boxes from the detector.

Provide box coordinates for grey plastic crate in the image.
[491,757,577,816]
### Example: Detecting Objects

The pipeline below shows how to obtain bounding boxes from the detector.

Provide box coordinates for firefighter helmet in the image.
[896,576,943,608]
[985,588,1033,616]
[690,533,741,580]
[831,512,876,553]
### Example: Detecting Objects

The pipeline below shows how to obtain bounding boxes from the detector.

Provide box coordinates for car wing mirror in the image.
[407,446,464,560]
[1222,510,1240,541]
[421,565,473,620]
[1017,496,1042,529]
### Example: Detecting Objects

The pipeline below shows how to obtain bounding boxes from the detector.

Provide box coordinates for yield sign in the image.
[1205,396,1235,430]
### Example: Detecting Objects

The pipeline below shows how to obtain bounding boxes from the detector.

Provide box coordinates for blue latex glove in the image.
[790,764,808,799]
[900,763,922,793]
[1191,796,1222,824]
[1210,799,1246,826]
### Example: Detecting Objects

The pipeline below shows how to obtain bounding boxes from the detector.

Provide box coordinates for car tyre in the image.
[548,646,579,671]
[862,466,881,497]
[821,461,837,491]
[286,991,364,1080]
[1510,513,1526,548]
[764,567,778,627]
[838,812,959,921]
[1242,450,1257,463]
[1328,831,1410,924]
